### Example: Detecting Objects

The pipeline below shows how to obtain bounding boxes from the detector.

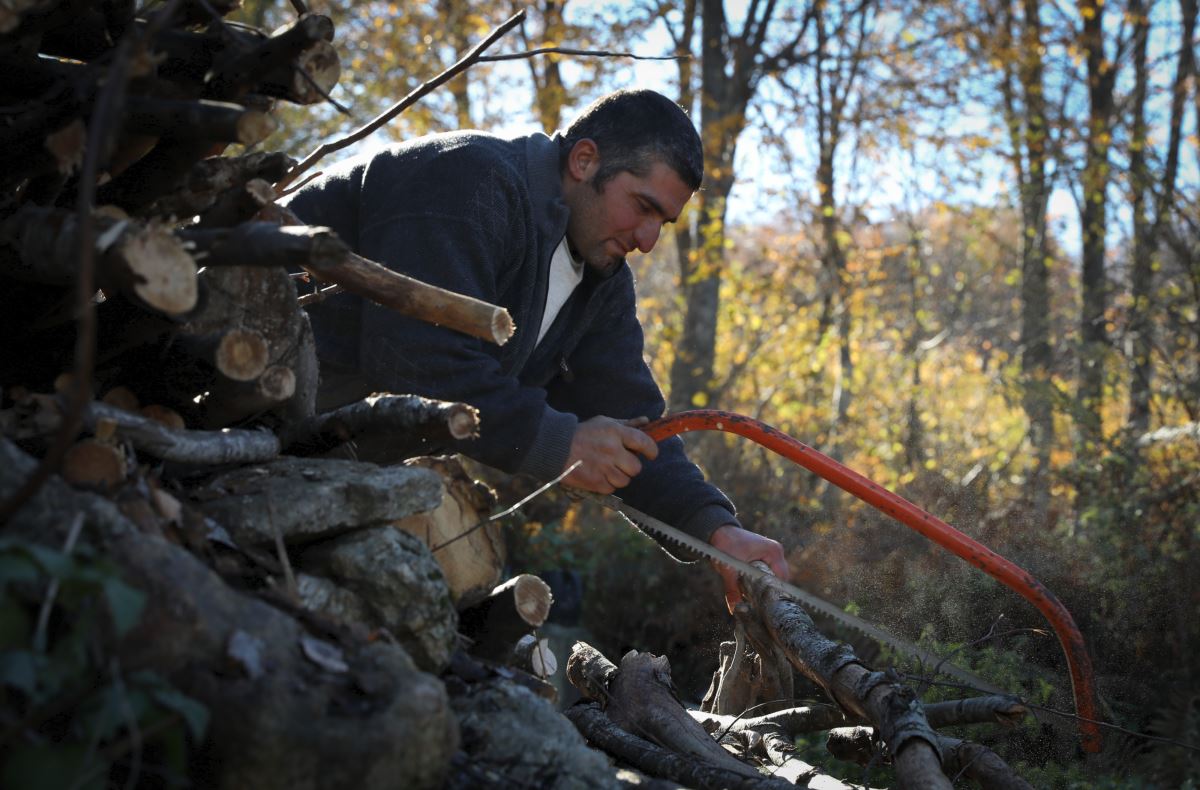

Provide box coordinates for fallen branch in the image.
[740,562,953,789]
[566,642,764,780]
[565,704,795,790]
[827,727,1035,790]
[691,694,1028,736]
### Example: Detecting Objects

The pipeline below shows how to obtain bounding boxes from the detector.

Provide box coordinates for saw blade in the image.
[592,493,1007,696]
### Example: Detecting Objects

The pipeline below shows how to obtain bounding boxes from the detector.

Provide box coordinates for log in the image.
[280,393,479,458]
[739,562,953,789]
[201,364,295,427]
[96,136,226,214]
[513,634,557,677]
[565,704,795,790]
[458,574,552,663]
[177,262,318,424]
[827,728,1035,790]
[139,403,185,429]
[208,14,337,102]
[566,642,763,780]
[62,437,127,490]
[178,221,347,268]
[565,640,617,704]
[393,455,500,605]
[185,328,270,383]
[259,204,514,346]
[192,178,276,229]
[1,205,199,316]
[0,438,459,790]
[939,736,1036,790]
[0,395,279,463]
[123,96,276,144]
[151,151,295,218]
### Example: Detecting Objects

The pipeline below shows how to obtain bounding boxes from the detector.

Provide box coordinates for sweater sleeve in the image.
[545,271,741,544]
[288,144,576,475]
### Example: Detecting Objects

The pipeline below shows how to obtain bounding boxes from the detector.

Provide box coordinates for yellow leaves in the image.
[822,206,835,217]
[691,391,709,407]
[1080,4,1097,20]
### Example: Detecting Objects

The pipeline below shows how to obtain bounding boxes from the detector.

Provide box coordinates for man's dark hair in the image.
[561,89,703,191]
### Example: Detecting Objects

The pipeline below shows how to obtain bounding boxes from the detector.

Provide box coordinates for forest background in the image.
[239,0,1199,785]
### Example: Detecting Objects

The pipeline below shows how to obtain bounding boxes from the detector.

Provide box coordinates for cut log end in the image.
[446,404,479,440]
[215,329,270,382]
[492,311,515,346]
[140,404,186,430]
[63,440,127,490]
[237,111,279,146]
[256,365,296,403]
[293,41,341,103]
[514,635,558,677]
[512,574,553,626]
[121,226,198,315]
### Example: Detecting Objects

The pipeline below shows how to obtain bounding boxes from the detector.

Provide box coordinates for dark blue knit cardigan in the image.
[284,130,740,542]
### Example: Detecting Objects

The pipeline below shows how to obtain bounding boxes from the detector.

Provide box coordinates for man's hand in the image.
[562,416,659,493]
[709,525,789,612]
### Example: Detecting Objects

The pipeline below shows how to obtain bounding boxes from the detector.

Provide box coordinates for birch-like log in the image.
[259,204,514,345]
[739,562,953,789]
[0,205,198,316]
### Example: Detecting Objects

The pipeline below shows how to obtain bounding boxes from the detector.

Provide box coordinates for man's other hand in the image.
[708,525,789,611]
[563,416,659,493]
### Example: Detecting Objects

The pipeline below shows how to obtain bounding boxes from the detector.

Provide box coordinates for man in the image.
[286,89,787,606]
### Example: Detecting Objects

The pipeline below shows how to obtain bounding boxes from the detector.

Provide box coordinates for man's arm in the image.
[285,144,578,477]
[545,270,789,606]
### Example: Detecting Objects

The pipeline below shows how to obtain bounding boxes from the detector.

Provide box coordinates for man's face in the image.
[564,158,693,276]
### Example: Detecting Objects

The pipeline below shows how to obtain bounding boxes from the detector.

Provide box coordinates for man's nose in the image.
[634,220,661,253]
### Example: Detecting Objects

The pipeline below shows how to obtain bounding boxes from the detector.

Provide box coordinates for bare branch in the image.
[275,9,526,193]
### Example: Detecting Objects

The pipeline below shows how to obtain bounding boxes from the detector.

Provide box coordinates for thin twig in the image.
[276,169,323,197]
[477,46,688,62]
[0,0,185,526]
[274,9,526,193]
[431,460,581,553]
[33,513,85,653]
[289,0,308,14]
[267,499,297,600]
[297,283,343,307]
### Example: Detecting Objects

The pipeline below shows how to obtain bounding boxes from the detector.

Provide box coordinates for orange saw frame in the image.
[644,409,1102,752]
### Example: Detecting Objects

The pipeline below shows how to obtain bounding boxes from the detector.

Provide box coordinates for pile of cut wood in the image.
[0,2,1040,788]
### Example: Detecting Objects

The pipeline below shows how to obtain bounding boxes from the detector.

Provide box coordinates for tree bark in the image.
[567,642,764,779]
[458,574,553,663]
[566,704,796,790]
[1,205,199,316]
[279,393,479,457]
[0,439,458,790]
[739,563,952,789]
[122,96,276,144]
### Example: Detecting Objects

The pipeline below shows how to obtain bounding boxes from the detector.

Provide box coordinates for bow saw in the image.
[594,409,1102,753]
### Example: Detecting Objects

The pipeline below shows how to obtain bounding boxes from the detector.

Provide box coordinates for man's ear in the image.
[566,138,599,183]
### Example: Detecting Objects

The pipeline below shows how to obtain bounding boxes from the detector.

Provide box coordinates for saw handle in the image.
[644,409,1102,753]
